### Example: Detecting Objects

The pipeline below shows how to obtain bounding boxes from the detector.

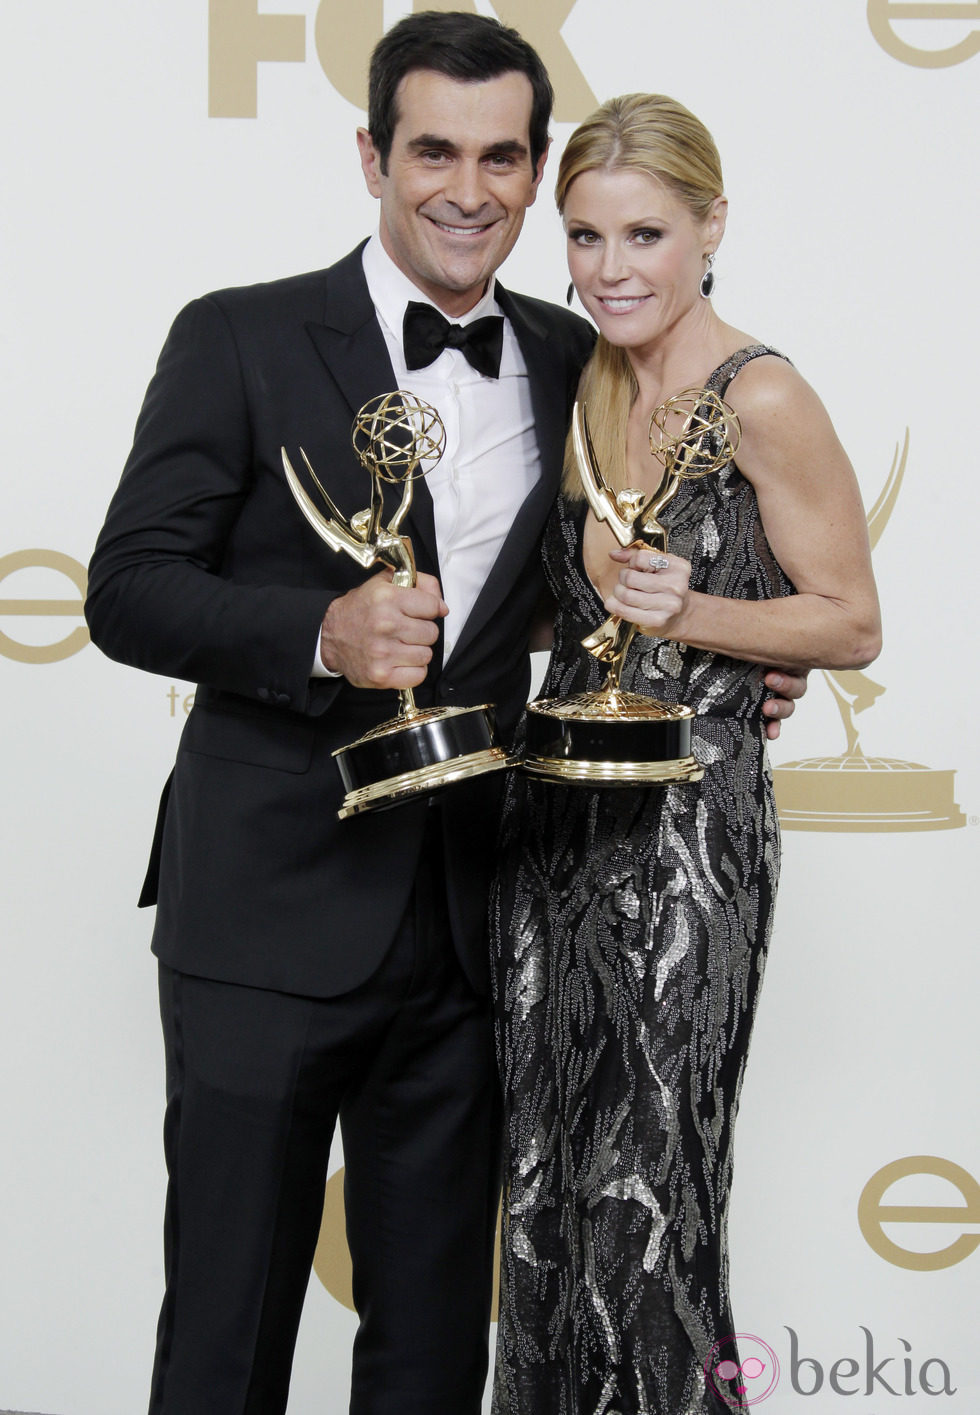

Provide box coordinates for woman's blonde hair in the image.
[556,94,724,497]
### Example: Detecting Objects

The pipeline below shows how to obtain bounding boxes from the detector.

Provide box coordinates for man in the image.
[86,13,802,1414]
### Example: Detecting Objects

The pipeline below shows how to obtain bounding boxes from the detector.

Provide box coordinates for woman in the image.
[491,94,880,1414]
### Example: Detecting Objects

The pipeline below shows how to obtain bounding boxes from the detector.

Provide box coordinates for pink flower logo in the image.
[704,1332,780,1407]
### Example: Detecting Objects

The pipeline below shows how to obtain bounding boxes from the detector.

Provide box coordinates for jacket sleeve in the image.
[85,295,342,716]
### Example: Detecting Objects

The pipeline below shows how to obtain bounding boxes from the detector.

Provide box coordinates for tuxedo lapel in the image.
[304,246,440,575]
[444,285,568,668]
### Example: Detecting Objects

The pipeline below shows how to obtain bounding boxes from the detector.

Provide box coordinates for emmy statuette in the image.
[282,391,511,819]
[523,388,741,785]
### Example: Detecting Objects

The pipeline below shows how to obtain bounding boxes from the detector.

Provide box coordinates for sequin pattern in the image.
[491,348,794,1415]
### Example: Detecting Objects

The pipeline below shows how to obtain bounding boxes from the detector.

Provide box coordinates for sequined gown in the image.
[491,348,794,1415]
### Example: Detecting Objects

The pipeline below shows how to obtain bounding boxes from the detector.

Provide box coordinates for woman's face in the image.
[563,166,724,354]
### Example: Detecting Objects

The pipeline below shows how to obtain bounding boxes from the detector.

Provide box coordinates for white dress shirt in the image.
[313,235,541,673]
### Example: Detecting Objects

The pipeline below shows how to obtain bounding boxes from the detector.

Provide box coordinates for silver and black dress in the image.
[491,348,794,1415]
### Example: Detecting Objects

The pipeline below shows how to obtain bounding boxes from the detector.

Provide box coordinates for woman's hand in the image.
[603,548,811,741]
[604,546,692,637]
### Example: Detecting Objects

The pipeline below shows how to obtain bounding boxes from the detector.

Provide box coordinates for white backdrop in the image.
[2,2,978,1411]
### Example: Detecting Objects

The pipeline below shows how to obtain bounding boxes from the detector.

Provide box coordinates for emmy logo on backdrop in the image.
[282,391,511,819]
[774,431,965,831]
[523,387,740,784]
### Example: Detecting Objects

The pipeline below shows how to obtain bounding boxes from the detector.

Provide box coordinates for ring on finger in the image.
[647,553,670,571]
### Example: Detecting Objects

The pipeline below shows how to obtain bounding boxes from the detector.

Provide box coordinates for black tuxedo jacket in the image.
[86,244,594,997]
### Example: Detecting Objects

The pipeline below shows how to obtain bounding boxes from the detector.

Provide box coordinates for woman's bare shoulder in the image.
[715,346,849,486]
[724,348,825,426]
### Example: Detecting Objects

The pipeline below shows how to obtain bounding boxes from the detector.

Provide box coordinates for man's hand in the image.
[320,571,448,689]
[761,668,809,740]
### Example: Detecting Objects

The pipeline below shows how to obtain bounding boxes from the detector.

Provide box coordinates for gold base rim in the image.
[338,747,514,819]
[778,809,966,833]
[520,754,704,785]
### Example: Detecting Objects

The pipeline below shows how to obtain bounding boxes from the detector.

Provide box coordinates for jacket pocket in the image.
[179,695,315,773]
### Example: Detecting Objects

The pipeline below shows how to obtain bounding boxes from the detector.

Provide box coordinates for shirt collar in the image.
[362,234,501,345]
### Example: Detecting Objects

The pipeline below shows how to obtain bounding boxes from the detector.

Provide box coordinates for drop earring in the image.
[566,281,575,306]
[699,252,716,299]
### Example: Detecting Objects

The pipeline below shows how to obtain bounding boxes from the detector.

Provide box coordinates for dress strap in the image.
[705,344,791,398]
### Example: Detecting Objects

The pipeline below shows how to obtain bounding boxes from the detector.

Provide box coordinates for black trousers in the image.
[149,856,501,1415]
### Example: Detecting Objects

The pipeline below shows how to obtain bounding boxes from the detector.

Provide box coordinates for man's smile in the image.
[428,217,498,237]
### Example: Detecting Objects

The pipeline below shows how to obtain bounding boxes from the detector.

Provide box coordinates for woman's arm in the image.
[604,359,882,672]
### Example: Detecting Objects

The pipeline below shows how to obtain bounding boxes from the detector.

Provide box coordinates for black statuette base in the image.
[334,704,512,818]
[522,701,704,786]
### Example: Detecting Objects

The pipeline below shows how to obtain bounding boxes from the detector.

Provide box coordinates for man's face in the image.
[358,69,548,317]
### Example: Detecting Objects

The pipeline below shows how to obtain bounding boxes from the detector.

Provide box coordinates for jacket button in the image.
[257,687,271,701]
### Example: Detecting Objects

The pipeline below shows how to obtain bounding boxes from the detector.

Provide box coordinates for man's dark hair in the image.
[368,11,553,173]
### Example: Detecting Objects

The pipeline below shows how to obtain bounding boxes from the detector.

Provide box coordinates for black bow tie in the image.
[403,300,504,380]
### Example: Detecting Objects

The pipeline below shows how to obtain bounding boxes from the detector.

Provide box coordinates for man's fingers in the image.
[319,570,448,687]
[763,668,809,699]
[368,597,440,646]
[412,572,449,617]
[762,695,794,720]
[394,588,446,626]
[386,663,430,690]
